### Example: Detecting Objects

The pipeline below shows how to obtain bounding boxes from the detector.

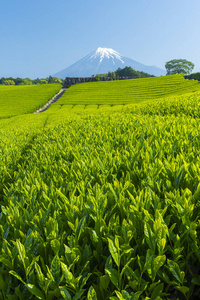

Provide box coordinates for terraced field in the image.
[56,74,200,106]
[0,77,200,299]
[0,84,61,119]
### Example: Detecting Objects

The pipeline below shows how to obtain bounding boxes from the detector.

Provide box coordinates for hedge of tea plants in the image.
[0,89,200,299]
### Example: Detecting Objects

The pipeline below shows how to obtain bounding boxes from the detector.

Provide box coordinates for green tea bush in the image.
[135,91,200,117]
[1,77,200,299]
[0,106,200,299]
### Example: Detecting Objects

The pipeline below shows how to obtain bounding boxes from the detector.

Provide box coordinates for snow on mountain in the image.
[53,47,165,78]
[90,47,125,64]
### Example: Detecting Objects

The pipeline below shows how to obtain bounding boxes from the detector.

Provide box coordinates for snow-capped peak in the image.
[90,47,125,64]
[53,47,166,78]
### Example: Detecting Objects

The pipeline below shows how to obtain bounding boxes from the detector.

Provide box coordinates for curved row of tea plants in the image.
[0,114,47,201]
[0,99,200,299]
[56,74,200,105]
[132,91,200,117]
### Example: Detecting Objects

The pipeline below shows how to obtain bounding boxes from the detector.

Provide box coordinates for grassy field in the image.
[0,84,61,119]
[56,74,200,105]
[0,77,200,299]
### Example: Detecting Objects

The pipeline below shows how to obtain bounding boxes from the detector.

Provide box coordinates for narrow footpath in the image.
[34,88,67,113]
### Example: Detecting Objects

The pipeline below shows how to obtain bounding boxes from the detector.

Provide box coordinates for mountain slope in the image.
[53,47,166,78]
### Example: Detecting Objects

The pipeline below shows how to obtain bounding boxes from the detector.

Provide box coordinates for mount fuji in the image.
[53,47,165,78]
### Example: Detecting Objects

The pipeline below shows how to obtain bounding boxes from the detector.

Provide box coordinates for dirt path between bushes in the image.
[34,88,67,113]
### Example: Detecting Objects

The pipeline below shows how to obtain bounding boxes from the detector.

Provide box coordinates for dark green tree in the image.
[48,76,53,83]
[185,72,200,81]
[2,79,15,85]
[95,74,100,81]
[115,66,153,78]
[108,71,116,79]
[165,59,194,75]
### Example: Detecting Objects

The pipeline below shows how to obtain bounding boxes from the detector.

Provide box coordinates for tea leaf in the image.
[26,284,45,300]
[108,238,120,267]
[105,267,119,288]
[87,286,97,300]
[59,287,72,299]
[151,283,164,300]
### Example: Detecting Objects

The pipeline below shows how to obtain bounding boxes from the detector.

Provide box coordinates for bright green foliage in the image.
[165,59,194,75]
[0,78,200,299]
[57,74,200,105]
[0,84,61,118]
[134,91,200,117]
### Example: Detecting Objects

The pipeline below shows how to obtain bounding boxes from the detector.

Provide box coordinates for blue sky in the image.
[0,0,200,78]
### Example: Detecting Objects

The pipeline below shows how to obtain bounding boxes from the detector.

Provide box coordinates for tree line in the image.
[0,76,64,85]
[95,66,154,80]
[1,60,199,86]
[165,59,200,81]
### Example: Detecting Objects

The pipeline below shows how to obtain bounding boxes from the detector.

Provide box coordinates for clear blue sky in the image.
[0,0,200,78]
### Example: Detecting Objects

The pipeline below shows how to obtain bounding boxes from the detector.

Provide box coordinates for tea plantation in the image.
[0,75,200,299]
[0,84,61,119]
[57,74,200,105]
